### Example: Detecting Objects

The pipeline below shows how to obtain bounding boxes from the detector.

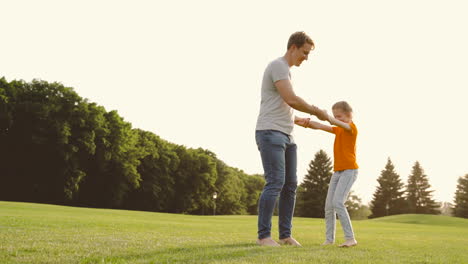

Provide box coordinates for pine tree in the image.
[370,158,406,218]
[295,150,333,218]
[405,161,440,214]
[453,174,468,218]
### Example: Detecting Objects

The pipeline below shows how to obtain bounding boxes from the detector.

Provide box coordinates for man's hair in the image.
[332,101,353,113]
[287,31,314,50]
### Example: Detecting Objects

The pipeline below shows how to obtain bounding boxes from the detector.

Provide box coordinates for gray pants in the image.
[324,169,358,242]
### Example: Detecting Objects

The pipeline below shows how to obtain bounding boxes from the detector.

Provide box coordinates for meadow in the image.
[1,201,467,264]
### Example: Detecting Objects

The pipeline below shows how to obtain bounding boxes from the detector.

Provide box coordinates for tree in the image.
[0,77,269,215]
[345,191,371,220]
[213,160,246,215]
[295,150,333,218]
[405,161,440,214]
[453,174,468,218]
[370,158,406,218]
[169,147,217,214]
[77,110,143,208]
[0,79,91,204]
[240,173,265,215]
[122,129,179,212]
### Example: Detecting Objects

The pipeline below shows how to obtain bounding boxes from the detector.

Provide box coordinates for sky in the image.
[2,0,467,205]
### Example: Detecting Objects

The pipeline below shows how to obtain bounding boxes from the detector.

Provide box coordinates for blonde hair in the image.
[332,101,353,113]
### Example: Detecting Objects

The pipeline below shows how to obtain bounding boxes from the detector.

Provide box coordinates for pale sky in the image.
[2,0,467,204]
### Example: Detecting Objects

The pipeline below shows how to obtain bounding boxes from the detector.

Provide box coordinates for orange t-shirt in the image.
[331,122,358,172]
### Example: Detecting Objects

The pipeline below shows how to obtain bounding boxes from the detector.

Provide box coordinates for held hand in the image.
[294,117,305,127]
[295,117,310,128]
[315,108,329,122]
[304,117,311,127]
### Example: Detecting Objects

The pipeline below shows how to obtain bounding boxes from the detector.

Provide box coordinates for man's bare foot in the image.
[256,237,280,247]
[278,237,302,247]
[322,240,334,246]
[338,238,357,247]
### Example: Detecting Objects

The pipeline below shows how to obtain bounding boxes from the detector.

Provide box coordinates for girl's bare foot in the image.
[339,238,357,247]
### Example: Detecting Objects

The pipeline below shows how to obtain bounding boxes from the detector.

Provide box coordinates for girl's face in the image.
[332,108,352,123]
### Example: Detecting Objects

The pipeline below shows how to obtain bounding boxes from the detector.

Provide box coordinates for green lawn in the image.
[1,201,467,264]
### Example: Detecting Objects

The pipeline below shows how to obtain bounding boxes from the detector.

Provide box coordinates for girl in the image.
[295,101,358,247]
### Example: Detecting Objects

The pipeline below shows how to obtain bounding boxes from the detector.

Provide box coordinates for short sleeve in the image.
[271,60,290,83]
[349,122,357,135]
[332,126,339,135]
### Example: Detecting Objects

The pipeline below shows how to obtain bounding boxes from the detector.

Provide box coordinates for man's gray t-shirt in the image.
[255,57,294,135]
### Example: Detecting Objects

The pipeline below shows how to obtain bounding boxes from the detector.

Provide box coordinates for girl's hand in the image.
[295,117,310,128]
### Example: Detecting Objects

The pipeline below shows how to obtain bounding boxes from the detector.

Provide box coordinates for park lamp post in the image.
[213,192,218,216]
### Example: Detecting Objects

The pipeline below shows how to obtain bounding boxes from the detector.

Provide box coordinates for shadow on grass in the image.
[79,242,278,264]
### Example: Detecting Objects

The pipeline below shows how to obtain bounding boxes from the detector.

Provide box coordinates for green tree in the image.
[0,77,270,216]
[453,174,468,218]
[345,191,371,220]
[295,150,333,218]
[370,158,406,218]
[405,161,440,214]
[170,147,217,214]
[64,101,105,202]
[0,79,90,204]
[0,78,14,200]
[76,108,142,208]
[240,173,265,215]
[0,78,11,135]
[123,129,179,212]
[214,161,247,215]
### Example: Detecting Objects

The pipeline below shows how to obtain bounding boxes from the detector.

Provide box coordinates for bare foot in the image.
[256,237,280,247]
[338,239,357,247]
[278,237,302,247]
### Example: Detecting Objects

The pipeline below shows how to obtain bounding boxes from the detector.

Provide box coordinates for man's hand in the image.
[315,108,330,122]
[294,117,310,128]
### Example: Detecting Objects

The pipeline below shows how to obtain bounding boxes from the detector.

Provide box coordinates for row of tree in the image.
[2,77,468,219]
[371,159,468,218]
[293,150,468,219]
[370,159,439,217]
[294,150,371,219]
[453,174,468,218]
[0,78,264,215]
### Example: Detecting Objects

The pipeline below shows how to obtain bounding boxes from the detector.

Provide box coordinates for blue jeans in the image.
[255,130,297,240]
[324,169,358,242]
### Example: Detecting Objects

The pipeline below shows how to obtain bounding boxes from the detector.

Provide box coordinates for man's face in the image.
[292,43,313,67]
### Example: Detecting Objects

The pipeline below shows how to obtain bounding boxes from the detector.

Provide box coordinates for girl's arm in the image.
[294,116,310,127]
[307,120,334,133]
[295,116,333,133]
[327,115,352,131]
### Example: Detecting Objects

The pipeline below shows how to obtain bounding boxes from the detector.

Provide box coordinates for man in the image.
[255,31,329,247]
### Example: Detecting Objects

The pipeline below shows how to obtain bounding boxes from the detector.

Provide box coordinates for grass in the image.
[1,201,467,264]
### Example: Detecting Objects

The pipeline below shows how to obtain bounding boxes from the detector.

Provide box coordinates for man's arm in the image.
[275,79,329,121]
[328,115,351,131]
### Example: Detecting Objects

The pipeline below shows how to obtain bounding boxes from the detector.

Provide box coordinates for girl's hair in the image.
[332,101,353,113]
